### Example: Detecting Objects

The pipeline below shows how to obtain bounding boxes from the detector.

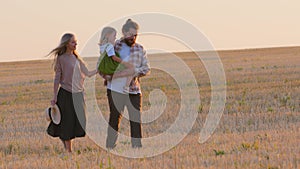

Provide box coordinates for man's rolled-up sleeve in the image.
[135,49,150,77]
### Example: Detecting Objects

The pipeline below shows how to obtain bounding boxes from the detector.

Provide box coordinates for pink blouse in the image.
[54,54,89,93]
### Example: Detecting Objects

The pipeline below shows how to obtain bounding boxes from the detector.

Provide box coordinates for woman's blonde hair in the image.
[99,27,116,45]
[47,33,85,71]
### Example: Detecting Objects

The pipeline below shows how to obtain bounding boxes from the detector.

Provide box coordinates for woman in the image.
[47,33,98,153]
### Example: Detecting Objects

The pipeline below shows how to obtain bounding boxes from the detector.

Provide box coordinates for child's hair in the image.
[99,26,116,45]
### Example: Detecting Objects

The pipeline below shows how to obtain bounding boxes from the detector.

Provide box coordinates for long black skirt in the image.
[47,87,86,140]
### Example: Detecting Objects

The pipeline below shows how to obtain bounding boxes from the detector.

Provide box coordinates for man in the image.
[106,19,150,149]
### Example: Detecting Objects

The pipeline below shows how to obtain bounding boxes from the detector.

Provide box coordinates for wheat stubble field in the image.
[0,47,299,169]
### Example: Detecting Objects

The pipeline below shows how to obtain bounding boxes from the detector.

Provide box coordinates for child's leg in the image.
[99,72,112,86]
[125,75,133,87]
[99,72,112,80]
[123,75,133,93]
[104,74,112,81]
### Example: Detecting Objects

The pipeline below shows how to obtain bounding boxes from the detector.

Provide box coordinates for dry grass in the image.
[0,46,299,168]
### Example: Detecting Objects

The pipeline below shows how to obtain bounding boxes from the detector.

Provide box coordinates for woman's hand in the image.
[51,97,57,106]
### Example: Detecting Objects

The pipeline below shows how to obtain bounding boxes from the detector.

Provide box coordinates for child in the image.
[97,26,134,93]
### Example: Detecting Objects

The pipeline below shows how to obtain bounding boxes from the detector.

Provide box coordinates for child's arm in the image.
[111,55,122,63]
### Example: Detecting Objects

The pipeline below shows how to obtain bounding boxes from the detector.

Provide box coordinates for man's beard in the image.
[124,38,135,47]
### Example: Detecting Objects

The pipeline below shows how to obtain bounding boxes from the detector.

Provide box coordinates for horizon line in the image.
[1,45,299,64]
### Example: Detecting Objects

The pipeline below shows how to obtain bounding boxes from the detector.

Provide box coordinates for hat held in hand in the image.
[45,104,61,125]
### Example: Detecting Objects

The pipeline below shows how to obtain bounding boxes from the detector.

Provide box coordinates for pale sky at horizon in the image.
[1,0,300,62]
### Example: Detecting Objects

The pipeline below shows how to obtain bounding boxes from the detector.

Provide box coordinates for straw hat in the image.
[45,104,61,125]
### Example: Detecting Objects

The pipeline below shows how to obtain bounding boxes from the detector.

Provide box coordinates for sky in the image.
[1,0,300,62]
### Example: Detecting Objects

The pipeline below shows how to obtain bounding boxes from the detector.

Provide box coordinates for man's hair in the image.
[122,19,139,33]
